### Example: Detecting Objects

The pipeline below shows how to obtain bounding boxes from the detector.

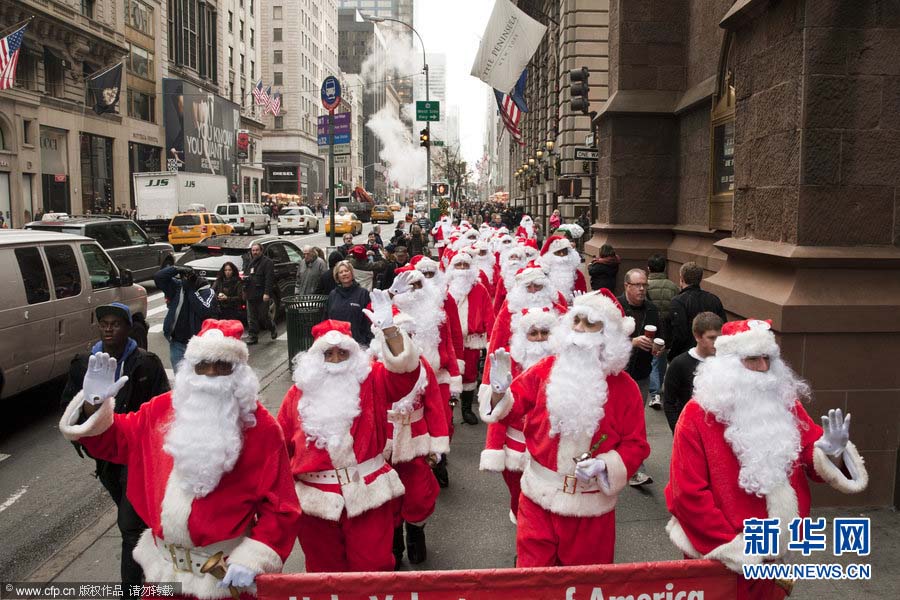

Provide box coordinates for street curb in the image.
[27,510,117,583]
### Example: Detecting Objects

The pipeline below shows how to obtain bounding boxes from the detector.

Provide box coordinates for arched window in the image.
[709,33,735,231]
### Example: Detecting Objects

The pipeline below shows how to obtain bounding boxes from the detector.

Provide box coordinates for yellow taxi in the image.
[324,210,363,235]
[371,204,394,224]
[168,212,233,250]
[389,202,401,212]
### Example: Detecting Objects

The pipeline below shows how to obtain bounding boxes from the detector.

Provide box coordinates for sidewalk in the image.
[29,360,900,598]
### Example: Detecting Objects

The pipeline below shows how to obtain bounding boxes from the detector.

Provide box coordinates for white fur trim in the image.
[380,329,420,373]
[519,461,619,517]
[545,237,571,256]
[462,381,478,391]
[715,327,780,358]
[813,442,868,494]
[59,393,114,441]
[571,293,635,336]
[308,331,361,357]
[465,333,488,349]
[515,267,547,286]
[479,449,507,472]
[596,450,628,496]
[391,432,439,464]
[227,537,284,574]
[456,359,466,374]
[184,332,248,365]
[133,530,235,600]
[479,384,513,422]
[509,509,518,525]
[449,375,463,394]
[293,469,405,521]
[456,296,469,337]
[160,472,196,546]
[431,436,450,456]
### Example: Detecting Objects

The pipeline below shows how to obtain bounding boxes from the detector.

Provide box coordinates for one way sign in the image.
[574,146,599,160]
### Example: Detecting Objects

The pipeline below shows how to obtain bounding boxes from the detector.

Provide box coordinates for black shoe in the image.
[245,337,259,345]
[405,522,427,564]
[392,525,405,568]
[460,391,479,425]
[432,456,449,489]
[270,327,278,340]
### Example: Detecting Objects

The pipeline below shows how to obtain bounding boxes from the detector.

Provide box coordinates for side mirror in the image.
[118,269,134,287]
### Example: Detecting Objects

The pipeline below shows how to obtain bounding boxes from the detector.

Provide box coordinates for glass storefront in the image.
[80,133,115,214]
[128,142,162,206]
[40,126,70,215]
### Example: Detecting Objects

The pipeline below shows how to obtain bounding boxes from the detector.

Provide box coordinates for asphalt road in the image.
[0,212,401,582]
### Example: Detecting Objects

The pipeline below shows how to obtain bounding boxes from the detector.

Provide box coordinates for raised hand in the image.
[489,348,513,394]
[82,353,129,405]
[363,289,395,330]
[815,408,851,457]
[388,270,416,297]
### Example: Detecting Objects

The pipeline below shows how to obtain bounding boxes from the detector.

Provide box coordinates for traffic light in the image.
[419,128,430,148]
[569,67,590,114]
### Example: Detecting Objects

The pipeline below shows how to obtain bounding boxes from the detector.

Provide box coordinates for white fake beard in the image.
[395,291,445,368]
[500,259,526,292]
[476,257,495,283]
[164,364,260,497]
[545,345,608,438]
[448,268,478,302]
[293,346,372,450]
[540,254,577,298]
[693,354,807,496]
[507,282,556,313]
[509,333,553,371]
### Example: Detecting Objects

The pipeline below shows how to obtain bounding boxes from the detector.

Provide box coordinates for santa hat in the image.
[449,249,475,268]
[556,223,585,240]
[714,319,779,358]
[541,235,571,256]
[394,263,425,283]
[523,245,540,260]
[411,255,440,273]
[519,237,539,250]
[350,245,367,261]
[571,289,636,336]
[309,319,360,354]
[518,306,559,332]
[472,240,491,255]
[184,319,249,365]
[515,261,549,286]
[520,215,533,226]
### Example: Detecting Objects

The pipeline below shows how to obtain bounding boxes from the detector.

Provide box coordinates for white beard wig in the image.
[540,252,578,298]
[292,339,373,450]
[507,281,557,313]
[422,270,448,297]
[693,353,809,496]
[164,363,260,497]
[475,254,495,283]
[448,267,478,302]
[394,289,445,368]
[545,340,608,438]
[499,250,527,291]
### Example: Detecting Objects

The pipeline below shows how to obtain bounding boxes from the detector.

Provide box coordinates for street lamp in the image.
[364,14,432,212]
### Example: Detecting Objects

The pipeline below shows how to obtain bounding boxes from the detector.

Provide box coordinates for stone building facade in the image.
[583,0,899,508]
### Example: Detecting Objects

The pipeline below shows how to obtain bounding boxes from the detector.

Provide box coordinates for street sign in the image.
[319,143,351,156]
[317,113,351,136]
[318,133,351,146]
[416,100,440,122]
[321,76,341,111]
[432,140,445,147]
[333,155,351,168]
[585,133,595,146]
[574,146,599,160]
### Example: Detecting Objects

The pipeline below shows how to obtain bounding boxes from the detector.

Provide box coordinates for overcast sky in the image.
[414,0,496,169]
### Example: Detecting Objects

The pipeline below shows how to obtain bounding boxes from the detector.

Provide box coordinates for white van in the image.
[214,202,272,235]
[0,230,148,400]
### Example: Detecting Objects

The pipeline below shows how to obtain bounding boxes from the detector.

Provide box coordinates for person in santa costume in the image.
[538,235,588,304]
[446,249,495,425]
[481,289,650,567]
[665,318,868,600]
[59,320,300,599]
[471,240,499,297]
[515,214,536,240]
[431,215,452,258]
[480,307,561,523]
[492,244,528,314]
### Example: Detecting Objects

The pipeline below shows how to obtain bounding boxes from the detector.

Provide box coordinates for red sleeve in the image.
[422,362,449,439]
[439,323,460,377]
[79,396,155,466]
[444,296,465,359]
[795,401,825,482]
[665,402,741,554]
[376,361,425,407]
[492,281,508,315]
[275,387,300,460]
[608,374,652,476]
[488,305,511,355]
[499,359,543,427]
[478,284,495,339]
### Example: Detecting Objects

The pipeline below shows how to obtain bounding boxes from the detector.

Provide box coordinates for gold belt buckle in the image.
[167,543,194,573]
[562,474,578,495]
[334,467,352,486]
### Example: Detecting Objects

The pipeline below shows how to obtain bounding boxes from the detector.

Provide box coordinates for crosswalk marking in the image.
[148,292,163,302]
[149,324,163,333]
[147,304,168,317]
[0,454,10,463]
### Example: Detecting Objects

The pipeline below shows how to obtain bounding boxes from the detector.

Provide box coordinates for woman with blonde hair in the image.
[325,260,373,346]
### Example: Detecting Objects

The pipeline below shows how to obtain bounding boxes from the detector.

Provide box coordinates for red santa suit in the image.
[515,215,535,240]
[538,235,588,303]
[481,290,649,567]
[276,319,423,572]
[492,244,527,315]
[59,320,299,600]
[431,216,452,258]
[446,250,495,392]
[665,319,869,600]
[487,262,567,355]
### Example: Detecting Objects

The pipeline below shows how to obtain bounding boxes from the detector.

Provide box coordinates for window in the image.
[240,53,245,71]
[125,0,154,36]
[81,0,94,19]
[273,50,282,64]
[124,222,149,244]
[80,244,116,289]
[22,119,32,145]
[250,60,255,79]
[250,29,255,48]
[127,90,155,123]
[14,47,38,91]
[45,245,83,299]
[273,72,282,85]
[14,247,50,304]
[283,243,302,263]
[274,116,283,129]
[128,44,154,80]
[273,6,282,20]
[169,0,217,83]
[239,19,244,40]
[250,0,254,16]
[43,48,64,98]
[710,34,736,231]
[273,28,282,42]
[80,133,115,214]
[266,243,289,263]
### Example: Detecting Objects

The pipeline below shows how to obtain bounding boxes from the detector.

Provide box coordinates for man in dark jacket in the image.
[243,242,276,344]
[667,261,727,362]
[663,312,722,432]
[154,265,217,369]
[61,303,169,590]
[617,268,660,487]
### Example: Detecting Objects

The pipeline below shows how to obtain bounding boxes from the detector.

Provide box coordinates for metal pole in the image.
[329,110,336,246]
[589,110,598,224]
[425,63,432,214]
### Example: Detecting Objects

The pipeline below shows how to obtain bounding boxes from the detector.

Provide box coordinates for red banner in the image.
[258,560,736,600]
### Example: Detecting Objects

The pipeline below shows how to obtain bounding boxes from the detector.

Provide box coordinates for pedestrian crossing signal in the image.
[432,182,448,197]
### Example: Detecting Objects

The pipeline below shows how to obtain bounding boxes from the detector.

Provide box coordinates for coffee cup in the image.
[644,324,657,338]
[653,337,665,351]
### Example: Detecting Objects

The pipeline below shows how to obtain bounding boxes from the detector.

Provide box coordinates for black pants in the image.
[246,297,273,336]
[97,462,145,590]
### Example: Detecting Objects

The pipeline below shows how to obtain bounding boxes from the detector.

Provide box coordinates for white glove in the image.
[362,289,394,330]
[489,349,513,394]
[575,457,609,489]
[82,353,129,406]
[388,270,416,297]
[220,563,256,589]
[815,408,851,457]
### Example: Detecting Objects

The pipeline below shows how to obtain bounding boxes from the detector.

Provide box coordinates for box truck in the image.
[133,172,228,239]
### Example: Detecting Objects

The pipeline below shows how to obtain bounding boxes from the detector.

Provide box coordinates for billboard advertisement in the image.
[163,78,239,189]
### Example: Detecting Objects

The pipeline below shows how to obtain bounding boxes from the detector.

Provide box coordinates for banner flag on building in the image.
[252,79,270,106]
[470,0,546,93]
[87,61,123,114]
[494,88,524,146]
[267,91,282,116]
[0,22,29,90]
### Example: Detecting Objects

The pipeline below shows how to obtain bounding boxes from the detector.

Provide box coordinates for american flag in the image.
[494,89,524,146]
[0,24,28,91]
[251,79,269,106]
[267,91,282,116]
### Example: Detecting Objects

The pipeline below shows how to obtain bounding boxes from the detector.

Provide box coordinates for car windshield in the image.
[172,215,201,226]
[374,205,388,211]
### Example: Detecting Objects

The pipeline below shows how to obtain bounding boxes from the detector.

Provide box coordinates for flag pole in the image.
[86,58,126,81]
[0,16,35,39]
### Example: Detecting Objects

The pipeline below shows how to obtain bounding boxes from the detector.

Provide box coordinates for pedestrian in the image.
[668,262,727,361]
[213,262,245,322]
[378,245,409,291]
[319,250,343,295]
[538,235,588,303]
[662,311,722,432]
[549,209,561,232]
[646,253,680,409]
[533,222,544,249]
[588,244,620,292]
[346,245,378,291]
[326,260,373,346]
[277,302,422,572]
[406,224,429,257]
[371,224,384,247]
[482,290,650,567]
[665,318,868,599]
[338,232,355,258]
[243,243,276,345]
[294,245,328,295]
[154,265,217,370]
[365,231,383,256]
[60,320,301,599]
[392,221,410,246]
[60,303,169,591]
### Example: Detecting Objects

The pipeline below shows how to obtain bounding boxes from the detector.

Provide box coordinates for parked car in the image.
[277,205,319,234]
[168,212,233,250]
[176,235,303,322]
[214,202,272,235]
[25,216,175,283]
[0,230,147,400]
[371,205,394,224]
[324,211,363,236]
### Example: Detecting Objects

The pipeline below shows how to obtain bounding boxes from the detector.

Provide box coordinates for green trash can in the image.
[283,294,329,366]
